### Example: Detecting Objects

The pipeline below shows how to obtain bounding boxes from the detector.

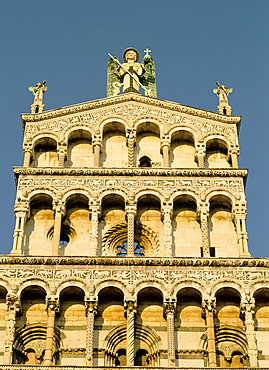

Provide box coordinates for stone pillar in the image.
[85,298,97,366]
[196,143,206,168]
[230,148,239,168]
[198,202,210,257]
[126,202,136,256]
[57,144,67,167]
[89,199,101,255]
[126,129,136,168]
[44,296,59,366]
[125,300,136,366]
[233,203,250,257]
[3,294,20,365]
[23,145,32,167]
[164,300,176,366]
[202,299,217,367]
[161,202,173,256]
[52,203,65,256]
[11,202,29,255]
[241,296,258,367]
[161,135,170,167]
[93,134,102,167]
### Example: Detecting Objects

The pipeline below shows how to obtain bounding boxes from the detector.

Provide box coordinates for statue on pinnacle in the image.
[107,47,157,98]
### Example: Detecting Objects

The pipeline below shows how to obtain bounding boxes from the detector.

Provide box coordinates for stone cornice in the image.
[13,167,248,178]
[21,93,241,130]
[0,255,268,268]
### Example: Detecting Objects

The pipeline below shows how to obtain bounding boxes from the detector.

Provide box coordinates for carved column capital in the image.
[52,202,65,216]
[160,135,170,150]
[45,296,60,313]
[124,299,137,314]
[85,298,98,315]
[126,129,136,144]
[197,202,210,219]
[202,298,216,317]
[164,299,176,316]
[93,133,102,149]
[6,294,20,313]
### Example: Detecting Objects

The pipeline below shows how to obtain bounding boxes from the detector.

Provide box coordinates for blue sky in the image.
[0,0,268,257]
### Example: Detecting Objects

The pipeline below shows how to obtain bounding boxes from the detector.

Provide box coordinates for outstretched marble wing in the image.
[28,86,36,95]
[213,88,218,94]
[141,55,157,98]
[226,87,233,95]
[107,57,121,97]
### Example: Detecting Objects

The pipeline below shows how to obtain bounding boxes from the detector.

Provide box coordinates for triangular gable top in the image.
[21,92,241,132]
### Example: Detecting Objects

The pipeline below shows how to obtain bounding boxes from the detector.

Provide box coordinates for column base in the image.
[240,252,251,258]
[10,249,22,255]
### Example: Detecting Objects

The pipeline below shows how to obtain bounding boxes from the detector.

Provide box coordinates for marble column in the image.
[241,296,258,367]
[126,130,136,168]
[89,200,101,256]
[233,205,250,257]
[230,147,239,168]
[125,300,136,366]
[85,299,97,366]
[126,203,136,257]
[52,203,64,256]
[161,202,173,256]
[202,299,217,367]
[11,204,29,255]
[198,203,210,257]
[57,144,67,167]
[164,300,176,366]
[196,143,206,168]
[161,136,170,167]
[44,297,59,366]
[3,294,20,365]
[93,134,102,167]
[23,147,32,167]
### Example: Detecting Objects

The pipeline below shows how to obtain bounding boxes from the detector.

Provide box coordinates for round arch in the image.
[134,189,163,204]
[56,280,87,298]
[95,281,128,298]
[134,118,164,135]
[173,281,206,301]
[62,188,92,205]
[134,282,165,300]
[205,189,238,206]
[32,133,60,149]
[170,191,199,207]
[64,125,94,143]
[210,281,243,300]
[17,280,51,299]
[98,117,129,137]
[168,126,199,145]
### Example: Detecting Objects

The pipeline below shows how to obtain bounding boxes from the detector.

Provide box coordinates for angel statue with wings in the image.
[107,47,157,98]
[28,80,47,113]
[213,82,233,105]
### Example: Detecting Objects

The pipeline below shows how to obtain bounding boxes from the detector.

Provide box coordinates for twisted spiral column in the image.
[198,203,210,257]
[126,203,136,257]
[202,299,217,367]
[3,294,20,365]
[44,297,59,365]
[85,299,97,365]
[125,300,136,366]
[241,296,258,367]
[164,300,176,366]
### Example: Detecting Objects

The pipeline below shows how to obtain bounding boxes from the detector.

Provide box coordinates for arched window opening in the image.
[35,106,39,114]
[223,107,227,115]
[205,138,230,168]
[115,349,126,366]
[32,138,58,167]
[135,349,150,366]
[59,232,69,247]
[116,241,145,256]
[139,156,152,167]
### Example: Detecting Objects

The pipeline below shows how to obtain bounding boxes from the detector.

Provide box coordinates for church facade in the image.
[0,48,269,368]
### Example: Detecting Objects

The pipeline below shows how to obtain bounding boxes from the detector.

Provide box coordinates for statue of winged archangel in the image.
[107,47,157,98]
